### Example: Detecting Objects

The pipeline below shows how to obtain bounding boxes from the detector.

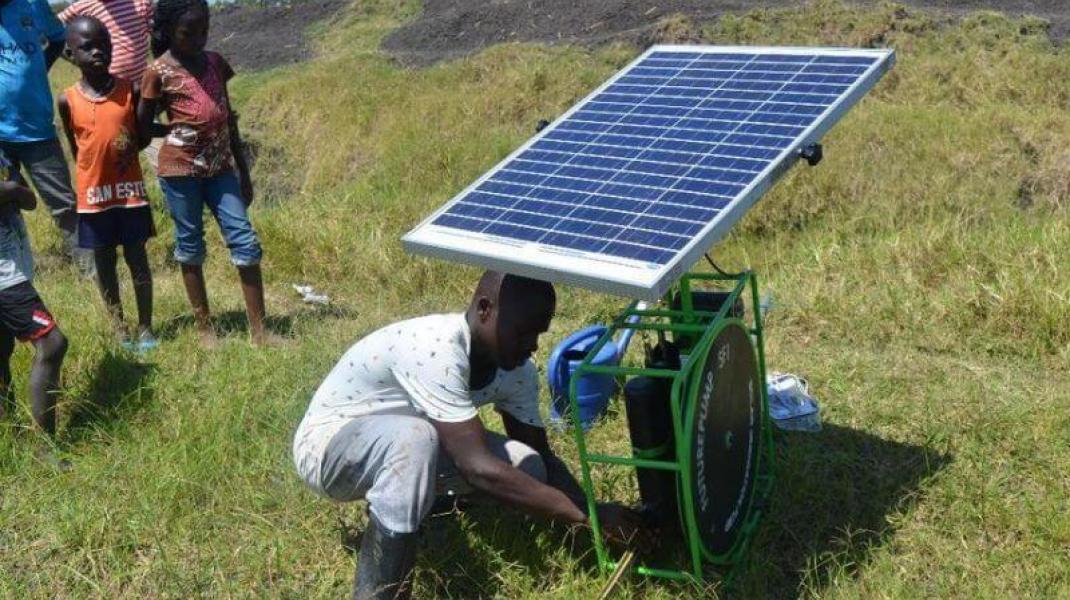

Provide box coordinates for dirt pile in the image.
[381,0,1070,66]
[381,0,793,66]
[209,0,349,71]
[204,1,1070,71]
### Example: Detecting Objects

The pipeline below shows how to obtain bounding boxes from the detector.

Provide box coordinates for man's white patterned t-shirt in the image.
[292,312,543,493]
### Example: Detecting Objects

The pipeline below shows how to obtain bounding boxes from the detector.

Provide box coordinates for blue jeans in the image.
[159,172,262,267]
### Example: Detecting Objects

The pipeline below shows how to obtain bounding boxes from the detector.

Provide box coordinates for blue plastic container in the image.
[547,322,637,431]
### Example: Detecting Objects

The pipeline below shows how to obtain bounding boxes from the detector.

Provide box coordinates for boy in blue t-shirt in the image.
[0,150,69,460]
[0,0,93,274]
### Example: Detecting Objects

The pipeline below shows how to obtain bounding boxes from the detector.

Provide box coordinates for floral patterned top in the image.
[141,51,235,178]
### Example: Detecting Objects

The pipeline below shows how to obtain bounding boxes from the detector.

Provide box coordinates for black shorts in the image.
[0,281,57,344]
[77,205,155,249]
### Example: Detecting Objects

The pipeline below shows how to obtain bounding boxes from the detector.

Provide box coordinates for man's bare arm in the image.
[499,410,587,507]
[433,417,588,524]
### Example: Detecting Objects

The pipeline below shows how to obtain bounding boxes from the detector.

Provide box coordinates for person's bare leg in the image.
[123,243,154,343]
[0,333,14,422]
[28,328,67,437]
[29,327,71,471]
[238,264,278,346]
[180,264,216,347]
[94,246,127,342]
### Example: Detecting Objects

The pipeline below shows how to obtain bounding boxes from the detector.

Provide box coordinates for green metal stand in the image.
[567,270,775,586]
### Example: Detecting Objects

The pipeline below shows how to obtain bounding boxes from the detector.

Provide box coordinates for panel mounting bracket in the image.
[799,143,824,166]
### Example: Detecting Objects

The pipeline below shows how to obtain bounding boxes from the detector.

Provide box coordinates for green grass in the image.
[3,0,1069,597]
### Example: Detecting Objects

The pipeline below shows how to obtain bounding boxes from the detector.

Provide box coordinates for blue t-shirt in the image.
[0,150,34,289]
[0,0,66,142]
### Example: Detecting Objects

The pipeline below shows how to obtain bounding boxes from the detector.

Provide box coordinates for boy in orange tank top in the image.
[58,16,157,351]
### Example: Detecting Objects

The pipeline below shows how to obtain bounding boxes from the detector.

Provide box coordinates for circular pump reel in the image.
[680,320,770,563]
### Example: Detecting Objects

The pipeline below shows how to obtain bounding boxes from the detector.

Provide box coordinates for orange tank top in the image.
[64,79,149,214]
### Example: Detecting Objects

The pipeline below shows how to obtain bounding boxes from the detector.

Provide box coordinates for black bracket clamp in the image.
[799,142,823,166]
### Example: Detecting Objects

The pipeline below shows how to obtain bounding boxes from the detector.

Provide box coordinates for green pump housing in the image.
[567,270,775,586]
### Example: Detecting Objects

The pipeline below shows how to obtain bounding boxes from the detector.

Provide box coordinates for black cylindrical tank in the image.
[623,340,681,530]
[669,291,745,354]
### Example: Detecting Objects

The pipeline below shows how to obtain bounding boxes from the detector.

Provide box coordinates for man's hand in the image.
[593,503,649,548]
[496,412,651,546]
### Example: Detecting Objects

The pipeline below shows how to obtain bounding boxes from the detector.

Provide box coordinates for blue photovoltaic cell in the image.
[429,48,883,266]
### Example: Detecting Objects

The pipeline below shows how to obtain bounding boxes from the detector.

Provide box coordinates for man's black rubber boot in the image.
[353,514,418,600]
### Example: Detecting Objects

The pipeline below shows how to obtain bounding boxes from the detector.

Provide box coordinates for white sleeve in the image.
[391,345,477,423]
[493,360,544,428]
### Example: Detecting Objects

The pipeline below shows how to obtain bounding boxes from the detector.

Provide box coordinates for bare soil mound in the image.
[382,0,1070,66]
[209,0,349,72]
[380,0,793,66]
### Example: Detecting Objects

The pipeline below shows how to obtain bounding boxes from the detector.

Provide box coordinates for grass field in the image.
[2,0,1069,597]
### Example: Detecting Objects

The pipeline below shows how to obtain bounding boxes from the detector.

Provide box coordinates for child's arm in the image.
[149,122,171,139]
[216,55,254,205]
[56,95,79,163]
[135,75,171,148]
[136,65,163,148]
[227,107,253,206]
[131,86,170,148]
[136,95,161,148]
[0,182,37,212]
[132,87,152,150]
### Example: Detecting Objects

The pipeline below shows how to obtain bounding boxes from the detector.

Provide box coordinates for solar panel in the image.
[403,45,895,300]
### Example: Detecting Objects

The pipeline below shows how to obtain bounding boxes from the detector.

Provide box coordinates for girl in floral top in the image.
[137,0,276,346]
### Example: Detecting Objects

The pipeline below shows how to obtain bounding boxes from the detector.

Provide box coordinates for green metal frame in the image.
[567,270,775,585]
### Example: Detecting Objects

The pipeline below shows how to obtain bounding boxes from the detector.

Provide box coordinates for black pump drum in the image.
[682,320,764,560]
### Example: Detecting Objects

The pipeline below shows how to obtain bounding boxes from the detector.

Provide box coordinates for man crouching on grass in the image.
[293,271,644,599]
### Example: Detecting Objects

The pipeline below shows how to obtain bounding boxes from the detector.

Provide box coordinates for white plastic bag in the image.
[292,284,330,306]
[766,372,821,432]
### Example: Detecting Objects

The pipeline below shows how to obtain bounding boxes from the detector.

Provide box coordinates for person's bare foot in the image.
[198,328,220,349]
[250,330,287,347]
[35,446,72,472]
